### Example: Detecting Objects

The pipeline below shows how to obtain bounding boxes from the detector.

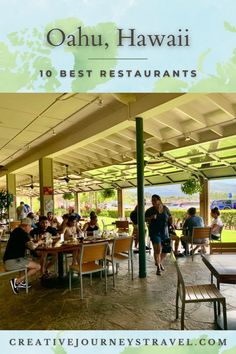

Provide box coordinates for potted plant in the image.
[101,189,115,199]
[181,178,202,195]
[62,192,74,200]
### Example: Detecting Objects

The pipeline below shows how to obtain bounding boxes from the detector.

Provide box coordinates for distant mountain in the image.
[128,179,236,199]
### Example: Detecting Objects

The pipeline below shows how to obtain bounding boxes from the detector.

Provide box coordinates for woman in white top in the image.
[210,207,223,240]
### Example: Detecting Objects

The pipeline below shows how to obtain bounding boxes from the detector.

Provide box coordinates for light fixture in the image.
[184,134,191,142]
[52,129,56,136]
[97,97,104,107]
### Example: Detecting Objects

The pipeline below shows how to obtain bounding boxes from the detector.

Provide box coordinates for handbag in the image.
[161,238,172,253]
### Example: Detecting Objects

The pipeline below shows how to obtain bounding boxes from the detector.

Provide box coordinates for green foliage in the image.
[0,190,12,220]
[181,178,202,195]
[100,189,116,199]
[99,209,118,218]
[220,210,236,229]
[62,192,74,200]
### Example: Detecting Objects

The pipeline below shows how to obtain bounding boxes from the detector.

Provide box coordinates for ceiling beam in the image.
[207,94,236,118]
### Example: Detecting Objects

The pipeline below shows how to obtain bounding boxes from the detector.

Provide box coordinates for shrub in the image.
[220,210,236,229]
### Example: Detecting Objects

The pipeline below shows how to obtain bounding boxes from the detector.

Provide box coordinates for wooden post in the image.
[199,177,210,225]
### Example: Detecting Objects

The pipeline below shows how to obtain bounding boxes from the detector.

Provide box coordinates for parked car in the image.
[210,199,236,210]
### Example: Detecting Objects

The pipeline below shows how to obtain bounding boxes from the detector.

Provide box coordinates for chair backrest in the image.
[115,220,129,232]
[113,236,133,254]
[80,242,108,264]
[9,221,21,231]
[171,252,185,301]
[210,242,236,254]
[219,224,224,234]
[217,224,224,241]
[192,227,211,239]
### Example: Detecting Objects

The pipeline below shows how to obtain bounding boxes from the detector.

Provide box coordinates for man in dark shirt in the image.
[130,205,150,252]
[181,207,204,254]
[130,205,138,249]
[30,216,57,238]
[3,218,43,294]
[30,216,58,277]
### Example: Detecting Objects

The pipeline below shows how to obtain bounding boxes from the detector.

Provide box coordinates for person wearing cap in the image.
[3,218,43,295]
[145,195,172,275]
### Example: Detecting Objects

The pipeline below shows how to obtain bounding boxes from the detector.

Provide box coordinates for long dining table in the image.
[37,237,112,287]
[201,254,236,329]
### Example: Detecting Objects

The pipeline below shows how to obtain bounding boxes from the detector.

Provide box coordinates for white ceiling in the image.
[0,93,236,195]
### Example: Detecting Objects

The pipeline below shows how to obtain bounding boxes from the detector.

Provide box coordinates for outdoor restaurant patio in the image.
[0,92,236,331]
[1,250,235,331]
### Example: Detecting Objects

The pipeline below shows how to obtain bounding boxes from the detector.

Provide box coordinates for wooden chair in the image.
[210,224,224,242]
[101,219,113,231]
[0,264,29,294]
[191,227,211,260]
[68,242,108,299]
[210,242,236,254]
[115,220,129,233]
[217,224,224,242]
[106,236,133,287]
[9,221,21,232]
[171,253,227,330]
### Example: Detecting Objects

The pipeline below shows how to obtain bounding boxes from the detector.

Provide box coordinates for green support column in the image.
[39,157,54,216]
[136,117,146,278]
[6,174,17,220]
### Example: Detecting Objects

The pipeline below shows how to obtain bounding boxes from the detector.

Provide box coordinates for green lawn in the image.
[221,230,236,242]
[99,216,236,242]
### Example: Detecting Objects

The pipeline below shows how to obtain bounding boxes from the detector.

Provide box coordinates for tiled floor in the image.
[0,251,235,330]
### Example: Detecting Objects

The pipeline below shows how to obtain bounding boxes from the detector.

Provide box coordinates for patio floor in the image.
[0,251,235,330]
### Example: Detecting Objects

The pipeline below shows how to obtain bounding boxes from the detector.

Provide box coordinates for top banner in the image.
[0,0,236,92]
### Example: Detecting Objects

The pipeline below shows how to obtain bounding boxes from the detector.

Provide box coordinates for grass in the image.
[99,217,236,243]
[221,230,236,242]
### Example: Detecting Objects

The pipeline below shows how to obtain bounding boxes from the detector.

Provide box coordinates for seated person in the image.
[64,215,82,240]
[169,225,184,257]
[68,208,81,221]
[83,214,99,236]
[181,207,204,255]
[27,212,37,229]
[30,216,58,277]
[30,216,58,239]
[58,213,69,233]
[47,211,60,229]
[3,218,43,294]
[210,207,223,240]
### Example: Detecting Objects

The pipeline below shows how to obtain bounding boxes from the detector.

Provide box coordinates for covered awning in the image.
[0,93,236,195]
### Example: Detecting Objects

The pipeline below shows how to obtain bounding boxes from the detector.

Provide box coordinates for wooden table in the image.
[37,238,111,287]
[38,242,80,280]
[202,254,236,286]
[202,254,236,329]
